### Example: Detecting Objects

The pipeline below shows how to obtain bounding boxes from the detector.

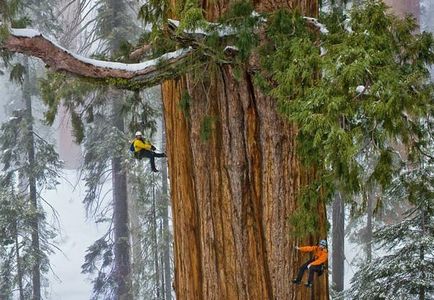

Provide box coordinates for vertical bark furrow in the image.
[162,79,204,299]
[220,66,248,299]
[245,71,274,300]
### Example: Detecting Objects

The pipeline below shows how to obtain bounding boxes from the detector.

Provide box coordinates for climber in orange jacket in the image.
[292,239,328,288]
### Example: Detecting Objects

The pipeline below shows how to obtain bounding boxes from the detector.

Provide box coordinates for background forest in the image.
[0,0,433,299]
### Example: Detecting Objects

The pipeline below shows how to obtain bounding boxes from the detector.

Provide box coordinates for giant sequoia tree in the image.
[1,0,433,299]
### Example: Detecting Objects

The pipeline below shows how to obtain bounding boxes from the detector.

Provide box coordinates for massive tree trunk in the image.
[162,1,328,299]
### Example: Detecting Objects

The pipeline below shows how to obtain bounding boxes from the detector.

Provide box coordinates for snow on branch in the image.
[168,15,329,37]
[3,28,193,87]
[167,11,266,38]
[303,17,329,34]
[167,19,236,37]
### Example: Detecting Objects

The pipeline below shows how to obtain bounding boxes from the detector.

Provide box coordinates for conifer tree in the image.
[0,106,62,299]
[0,1,62,298]
[348,125,434,299]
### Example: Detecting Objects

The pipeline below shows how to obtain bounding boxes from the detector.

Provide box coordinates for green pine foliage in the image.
[0,189,27,300]
[39,72,108,142]
[22,0,61,34]
[348,112,434,298]
[178,90,191,119]
[123,90,160,134]
[0,109,62,298]
[95,0,140,54]
[177,0,206,33]
[0,110,62,189]
[81,114,126,215]
[288,184,320,236]
[0,0,60,38]
[219,1,260,62]
[127,159,173,299]
[138,0,170,27]
[250,1,434,237]
[0,246,14,299]
[79,115,126,298]
[8,63,25,84]
[348,162,434,298]
[79,92,164,298]
[200,115,215,142]
[0,0,21,19]
[10,16,32,28]
[81,235,115,300]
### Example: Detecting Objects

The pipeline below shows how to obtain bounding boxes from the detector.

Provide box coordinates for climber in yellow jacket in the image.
[132,131,166,172]
[292,239,328,288]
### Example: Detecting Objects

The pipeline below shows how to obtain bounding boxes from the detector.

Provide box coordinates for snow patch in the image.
[224,46,239,52]
[67,47,192,72]
[10,28,41,38]
[344,18,353,33]
[320,47,327,56]
[303,17,329,34]
[168,19,236,37]
[356,85,366,94]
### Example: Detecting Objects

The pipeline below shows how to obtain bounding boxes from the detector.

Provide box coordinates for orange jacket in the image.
[298,246,328,266]
[133,138,152,152]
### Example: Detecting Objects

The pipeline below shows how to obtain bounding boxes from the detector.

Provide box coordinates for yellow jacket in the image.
[298,246,328,266]
[133,138,152,152]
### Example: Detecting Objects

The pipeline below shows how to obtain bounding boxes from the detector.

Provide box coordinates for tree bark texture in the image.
[332,192,345,293]
[162,2,328,299]
[23,58,41,300]
[112,95,132,300]
[127,178,142,297]
[161,125,173,300]
[14,221,25,300]
[109,1,133,298]
[384,0,420,23]
[365,189,373,263]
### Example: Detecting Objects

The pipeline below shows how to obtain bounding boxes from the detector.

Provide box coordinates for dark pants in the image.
[295,259,323,283]
[135,149,165,171]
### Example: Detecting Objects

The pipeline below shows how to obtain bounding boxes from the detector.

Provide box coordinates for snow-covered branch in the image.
[303,17,329,34]
[2,28,194,88]
[168,19,236,37]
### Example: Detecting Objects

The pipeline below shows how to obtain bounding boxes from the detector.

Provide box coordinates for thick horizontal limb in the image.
[2,29,194,88]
